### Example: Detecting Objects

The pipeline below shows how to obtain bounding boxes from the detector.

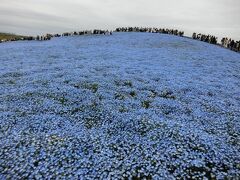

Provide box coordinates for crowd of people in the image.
[221,38,240,52]
[192,33,218,44]
[36,34,52,41]
[61,30,112,37]
[37,29,112,40]
[191,32,240,52]
[115,27,184,36]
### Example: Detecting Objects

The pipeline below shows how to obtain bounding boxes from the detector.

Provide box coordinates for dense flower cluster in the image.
[0,33,240,179]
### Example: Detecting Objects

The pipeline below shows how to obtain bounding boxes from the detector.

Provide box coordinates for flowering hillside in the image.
[0,32,239,179]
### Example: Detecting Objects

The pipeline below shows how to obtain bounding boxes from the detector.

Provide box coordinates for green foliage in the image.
[119,106,128,113]
[142,100,151,109]
[130,91,137,97]
[114,93,125,100]
[59,97,67,105]
[123,80,133,87]
[74,82,99,93]
[159,89,176,99]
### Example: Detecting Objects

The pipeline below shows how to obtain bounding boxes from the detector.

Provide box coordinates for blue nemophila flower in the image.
[0,32,239,179]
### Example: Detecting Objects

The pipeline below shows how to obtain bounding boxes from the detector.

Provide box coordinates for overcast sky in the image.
[0,0,239,39]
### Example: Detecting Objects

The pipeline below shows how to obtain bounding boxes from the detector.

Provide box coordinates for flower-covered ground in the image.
[0,32,239,179]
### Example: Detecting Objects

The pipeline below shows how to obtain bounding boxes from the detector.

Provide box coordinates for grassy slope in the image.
[0,32,28,41]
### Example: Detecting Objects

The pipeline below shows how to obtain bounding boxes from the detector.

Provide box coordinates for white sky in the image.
[0,0,239,39]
